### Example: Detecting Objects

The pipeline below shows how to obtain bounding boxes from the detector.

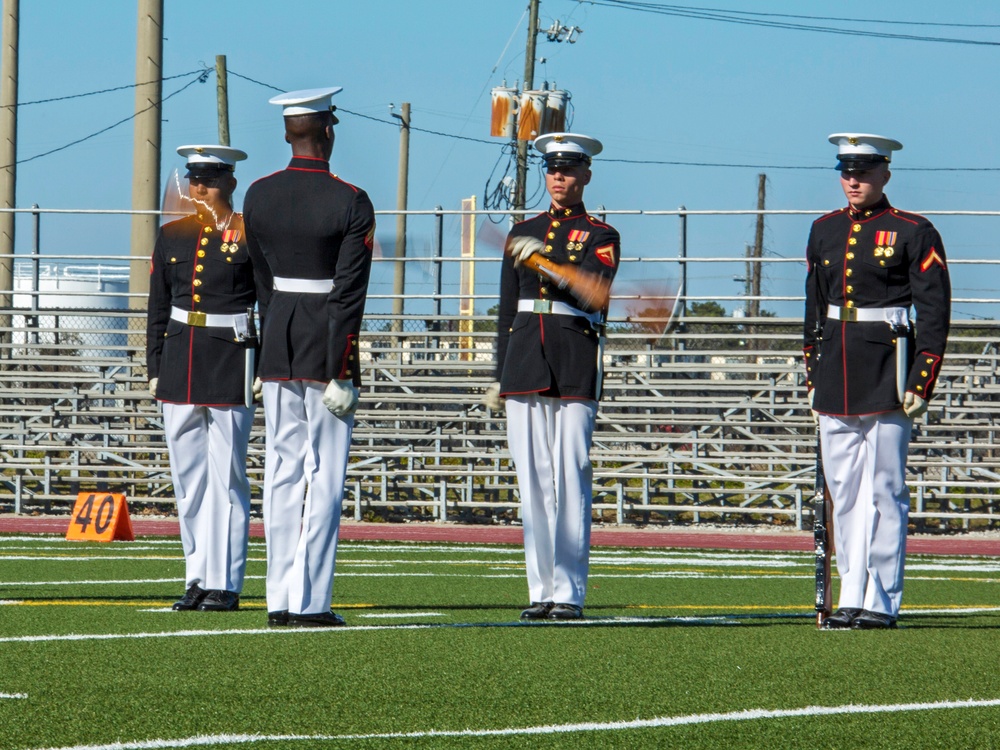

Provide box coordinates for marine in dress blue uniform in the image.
[487,133,620,620]
[803,133,951,630]
[147,145,257,612]
[243,87,376,628]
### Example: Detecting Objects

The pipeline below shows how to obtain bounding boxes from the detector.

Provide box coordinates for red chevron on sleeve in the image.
[920,247,945,272]
[595,244,616,267]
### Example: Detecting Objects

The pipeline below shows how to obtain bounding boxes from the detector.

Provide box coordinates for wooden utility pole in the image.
[743,243,753,318]
[0,0,18,339]
[512,0,539,217]
[128,0,163,306]
[215,54,229,146]
[391,102,410,334]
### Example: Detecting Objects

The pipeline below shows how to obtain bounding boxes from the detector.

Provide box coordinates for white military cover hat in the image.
[269,86,342,123]
[533,132,603,167]
[828,133,903,172]
[176,145,248,174]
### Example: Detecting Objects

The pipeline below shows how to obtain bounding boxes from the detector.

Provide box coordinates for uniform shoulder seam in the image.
[327,174,360,193]
[513,211,547,227]
[161,216,190,230]
[813,208,846,225]
[249,169,285,187]
[888,208,924,226]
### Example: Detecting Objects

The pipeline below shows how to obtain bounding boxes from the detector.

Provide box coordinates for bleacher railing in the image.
[0,206,997,531]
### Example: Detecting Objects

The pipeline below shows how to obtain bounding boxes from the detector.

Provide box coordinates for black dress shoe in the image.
[821,607,862,630]
[288,611,346,628]
[172,584,207,611]
[197,590,240,612]
[548,603,584,620]
[520,602,554,620]
[851,610,898,630]
[267,610,289,627]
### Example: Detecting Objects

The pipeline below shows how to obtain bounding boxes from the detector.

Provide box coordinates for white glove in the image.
[508,236,544,267]
[482,382,504,411]
[807,388,819,425]
[149,377,158,399]
[903,391,927,418]
[323,378,360,417]
[252,377,263,402]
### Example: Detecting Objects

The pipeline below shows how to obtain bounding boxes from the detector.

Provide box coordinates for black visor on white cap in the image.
[533,132,603,169]
[828,133,901,173]
[836,153,890,173]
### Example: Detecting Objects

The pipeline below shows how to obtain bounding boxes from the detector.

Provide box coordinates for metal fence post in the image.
[677,205,687,351]
[434,205,443,322]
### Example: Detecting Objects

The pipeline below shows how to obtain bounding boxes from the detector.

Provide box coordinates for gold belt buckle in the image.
[532,300,552,314]
[187,311,207,327]
[839,307,857,322]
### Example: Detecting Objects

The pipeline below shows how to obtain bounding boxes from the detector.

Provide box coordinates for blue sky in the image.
[7,1,1000,317]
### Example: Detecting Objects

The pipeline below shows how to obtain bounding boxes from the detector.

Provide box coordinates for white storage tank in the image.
[12,263,130,360]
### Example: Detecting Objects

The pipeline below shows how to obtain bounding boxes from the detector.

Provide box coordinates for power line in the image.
[341,106,500,145]
[228,68,1000,173]
[599,3,1000,29]
[0,69,209,110]
[228,69,501,146]
[1,69,210,170]
[225,69,283,93]
[581,1,1000,46]
[598,157,1000,172]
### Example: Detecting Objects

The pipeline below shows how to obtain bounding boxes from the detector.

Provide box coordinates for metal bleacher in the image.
[1,205,999,530]
[2,311,999,532]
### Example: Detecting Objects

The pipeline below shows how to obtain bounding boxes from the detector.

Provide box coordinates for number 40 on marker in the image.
[66,492,135,542]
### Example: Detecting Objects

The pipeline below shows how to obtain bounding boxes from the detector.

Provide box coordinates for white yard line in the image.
[0,616,740,644]
[358,612,445,618]
[20,697,1000,749]
[3,577,184,587]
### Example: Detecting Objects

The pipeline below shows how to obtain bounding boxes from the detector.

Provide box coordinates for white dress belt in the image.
[518,298,600,324]
[828,304,908,326]
[273,276,335,293]
[170,306,249,329]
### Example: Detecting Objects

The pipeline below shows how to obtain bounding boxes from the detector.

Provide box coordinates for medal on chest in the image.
[873,230,896,258]
[221,229,242,253]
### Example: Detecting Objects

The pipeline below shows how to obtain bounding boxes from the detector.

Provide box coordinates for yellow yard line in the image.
[627,603,1000,612]
[627,603,808,611]
[11,600,378,609]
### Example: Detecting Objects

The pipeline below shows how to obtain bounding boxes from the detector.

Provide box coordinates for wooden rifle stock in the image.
[518,254,611,311]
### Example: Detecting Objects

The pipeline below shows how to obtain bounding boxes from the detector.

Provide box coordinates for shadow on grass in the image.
[8,596,997,631]
[893,612,1000,630]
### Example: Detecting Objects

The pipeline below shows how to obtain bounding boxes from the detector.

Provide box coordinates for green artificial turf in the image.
[1,534,999,749]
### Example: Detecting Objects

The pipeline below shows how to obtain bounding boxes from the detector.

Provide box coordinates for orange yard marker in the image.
[65,492,135,542]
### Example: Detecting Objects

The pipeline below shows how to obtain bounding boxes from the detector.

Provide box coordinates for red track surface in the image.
[2,515,999,555]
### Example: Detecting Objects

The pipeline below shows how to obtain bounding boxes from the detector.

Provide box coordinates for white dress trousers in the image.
[820,410,912,617]
[506,394,597,607]
[162,402,254,593]
[262,380,353,615]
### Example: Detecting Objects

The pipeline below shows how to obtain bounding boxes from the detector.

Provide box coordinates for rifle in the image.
[813,430,833,628]
[808,296,833,628]
[515,253,611,311]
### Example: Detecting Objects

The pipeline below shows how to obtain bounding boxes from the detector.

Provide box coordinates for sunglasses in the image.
[188,174,227,187]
